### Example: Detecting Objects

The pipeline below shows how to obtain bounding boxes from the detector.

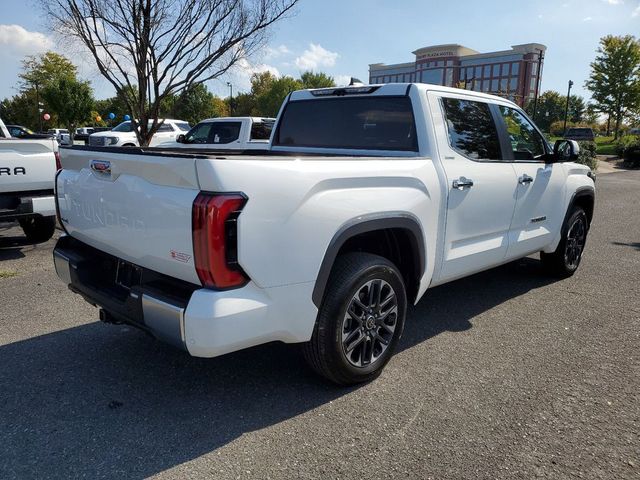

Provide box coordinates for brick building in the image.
[369,43,546,106]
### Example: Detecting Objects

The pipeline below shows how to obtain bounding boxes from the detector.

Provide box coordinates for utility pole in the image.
[563,80,574,136]
[227,82,233,116]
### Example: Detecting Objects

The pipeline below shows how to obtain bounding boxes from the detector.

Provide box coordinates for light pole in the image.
[562,80,574,136]
[227,82,233,116]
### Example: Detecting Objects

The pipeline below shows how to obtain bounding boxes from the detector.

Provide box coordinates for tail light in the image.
[192,192,248,289]
[54,151,62,171]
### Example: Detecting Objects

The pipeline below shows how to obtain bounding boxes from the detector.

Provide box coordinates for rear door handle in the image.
[452,177,474,190]
[518,174,534,185]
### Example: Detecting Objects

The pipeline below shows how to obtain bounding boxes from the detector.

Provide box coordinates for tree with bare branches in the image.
[42,0,298,146]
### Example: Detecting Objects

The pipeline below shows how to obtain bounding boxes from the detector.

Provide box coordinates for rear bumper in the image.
[0,190,55,220]
[53,235,318,357]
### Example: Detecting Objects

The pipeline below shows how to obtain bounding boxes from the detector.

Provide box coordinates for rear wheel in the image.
[19,216,56,243]
[303,253,407,385]
[541,206,588,277]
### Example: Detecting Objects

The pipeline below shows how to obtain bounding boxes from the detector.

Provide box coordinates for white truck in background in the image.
[53,84,596,384]
[0,117,59,242]
[157,117,275,150]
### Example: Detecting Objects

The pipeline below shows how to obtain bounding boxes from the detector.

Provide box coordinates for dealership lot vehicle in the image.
[87,119,190,147]
[0,116,59,242]
[158,117,275,150]
[53,83,595,384]
[0,170,637,480]
[564,127,596,142]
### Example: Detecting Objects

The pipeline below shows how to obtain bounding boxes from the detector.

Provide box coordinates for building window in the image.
[530,77,536,90]
[423,68,444,84]
[509,77,517,91]
[491,79,498,91]
[475,66,482,79]
[501,64,509,76]
[511,62,520,75]
[483,81,490,92]
[531,62,538,75]
[500,79,508,91]
[492,64,500,77]
[483,65,491,77]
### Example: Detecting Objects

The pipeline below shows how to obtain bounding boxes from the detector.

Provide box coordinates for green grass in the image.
[0,270,18,279]
[595,136,616,156]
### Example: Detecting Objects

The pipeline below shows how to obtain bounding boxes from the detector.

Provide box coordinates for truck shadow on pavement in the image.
[0,258,556,478]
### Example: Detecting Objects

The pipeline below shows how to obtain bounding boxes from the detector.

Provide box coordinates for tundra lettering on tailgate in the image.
[0,167,26,175]
[70,198,146,231]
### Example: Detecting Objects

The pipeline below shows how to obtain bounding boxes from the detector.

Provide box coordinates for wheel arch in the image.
[567,186,595,227]
[311,213,426,308]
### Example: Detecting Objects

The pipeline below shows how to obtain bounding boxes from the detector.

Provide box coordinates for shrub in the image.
[614,135,640,158]
[576,141,598,170]
[621,138,640,167]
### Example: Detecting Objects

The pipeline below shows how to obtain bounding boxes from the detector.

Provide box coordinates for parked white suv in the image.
[54,83,595,384]
[88,119,190,147]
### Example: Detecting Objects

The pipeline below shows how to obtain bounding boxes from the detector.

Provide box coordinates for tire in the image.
[540,206,588,278]
[303,252,407,385]
[19,216,56,243]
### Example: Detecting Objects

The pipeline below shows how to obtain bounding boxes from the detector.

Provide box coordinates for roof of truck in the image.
[197,116,276,123]
[292,82,519,108]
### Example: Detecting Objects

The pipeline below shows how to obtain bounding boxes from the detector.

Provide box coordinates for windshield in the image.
[112,121,133,132]
[274,97,418,151]
[175,122,191,132]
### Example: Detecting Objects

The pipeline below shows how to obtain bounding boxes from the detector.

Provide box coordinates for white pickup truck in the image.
[0,117,59,241]
[158,117,275,150]
[53,84,595,384]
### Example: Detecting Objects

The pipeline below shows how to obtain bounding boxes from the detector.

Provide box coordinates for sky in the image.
[0,0,638,104]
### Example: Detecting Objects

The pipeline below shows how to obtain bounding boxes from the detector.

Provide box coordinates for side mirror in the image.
[176,134,185,143]
[553,139,580,162]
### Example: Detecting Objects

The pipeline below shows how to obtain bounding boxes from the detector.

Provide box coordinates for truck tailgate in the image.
[0,138,57,193]
[56,147,202,285]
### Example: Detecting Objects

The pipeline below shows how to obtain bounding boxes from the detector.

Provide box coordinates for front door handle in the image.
[519,174,534,185]
[452,177,474,190]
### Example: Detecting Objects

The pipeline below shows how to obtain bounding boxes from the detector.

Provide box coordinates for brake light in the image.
[54,151,62,171]
[192,193,248,289]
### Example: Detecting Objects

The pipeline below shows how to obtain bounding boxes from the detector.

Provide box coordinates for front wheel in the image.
[541,206,588,277]
[19,216,56,243]
[303,253,407,385]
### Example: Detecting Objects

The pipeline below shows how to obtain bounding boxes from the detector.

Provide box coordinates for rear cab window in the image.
[273,96,418,152]
[250,121,274,141]
[441,97,501,160]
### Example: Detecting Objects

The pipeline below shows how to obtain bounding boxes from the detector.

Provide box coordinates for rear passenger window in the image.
[250,121,274,141]
[442,98,501,160]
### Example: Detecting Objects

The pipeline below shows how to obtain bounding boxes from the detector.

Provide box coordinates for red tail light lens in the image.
[54,151,62,171]
[192,193,248,289]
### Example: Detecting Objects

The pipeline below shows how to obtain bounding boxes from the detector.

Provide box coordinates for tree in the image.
[256,76,302,117]
[42,0,299,146]
[299,71,335,89]
[585,35,640,139]
[525,91,565,132]
[171,83,218,125]
[41,77,94,142]
[568,95,586,124]
[19,52,77,92]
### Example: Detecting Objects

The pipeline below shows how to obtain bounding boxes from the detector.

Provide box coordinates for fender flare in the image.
[566,186,595,227]
[311,212,426,307]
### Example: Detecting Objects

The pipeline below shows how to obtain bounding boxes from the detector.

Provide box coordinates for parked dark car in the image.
[6,124,56,140]
[564,127,595,142]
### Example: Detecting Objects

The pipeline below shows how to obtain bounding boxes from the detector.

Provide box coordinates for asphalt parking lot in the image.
[1,170,638,479]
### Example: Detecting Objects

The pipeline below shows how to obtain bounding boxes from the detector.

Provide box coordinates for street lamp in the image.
[562,80,574,136]
[227,82,233,116]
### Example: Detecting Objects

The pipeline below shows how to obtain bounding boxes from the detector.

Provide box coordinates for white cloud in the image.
[0,24,52,56]
[633,3,640,16]
[602,0,623,4]
[295,43,339,71]
[582,16,593,21]
[264,44,291,60]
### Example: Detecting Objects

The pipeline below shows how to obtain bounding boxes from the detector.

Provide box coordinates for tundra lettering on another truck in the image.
[53,83,595,385]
